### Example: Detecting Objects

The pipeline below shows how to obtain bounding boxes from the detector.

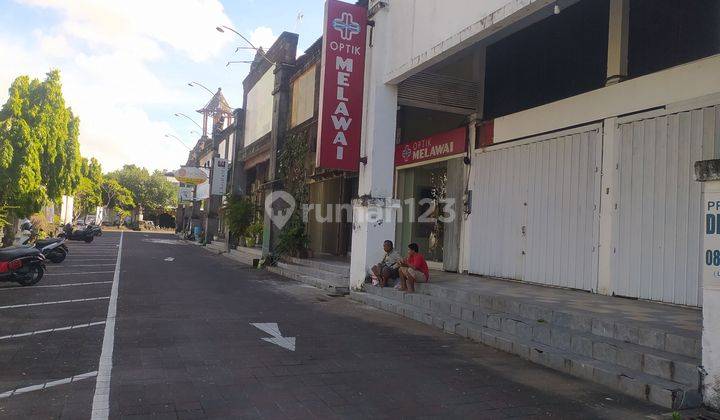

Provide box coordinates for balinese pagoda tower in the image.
[197,88,233,137]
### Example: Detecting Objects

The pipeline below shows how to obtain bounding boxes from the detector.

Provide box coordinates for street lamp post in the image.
[216,25,273,65]
[164,134,192,151]
[187,81,214,96]
[174,113,204,136]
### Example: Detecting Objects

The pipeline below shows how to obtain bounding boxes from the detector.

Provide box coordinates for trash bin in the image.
[193,226,202,241]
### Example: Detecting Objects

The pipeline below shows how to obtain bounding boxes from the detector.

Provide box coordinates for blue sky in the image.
[0,0,326,171]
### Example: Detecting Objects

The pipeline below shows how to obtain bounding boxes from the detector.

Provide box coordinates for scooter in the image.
[13,223,68,263]
[34,237,68,263]
[0,247,46,286]
[85,224,102,237]
[59,224,96,243]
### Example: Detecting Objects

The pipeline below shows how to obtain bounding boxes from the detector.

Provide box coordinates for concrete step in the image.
[285,256,350,276]
[412,282,700,360]
[267,265,349,295]
[205,241,227,254]
[351,288,701,409]
[225,248,260,267]
[364,284,699,388]
[276,261,347,283]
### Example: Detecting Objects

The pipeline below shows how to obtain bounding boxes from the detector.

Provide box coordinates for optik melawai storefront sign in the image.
[315,0,368,171]
[395,127,468,167]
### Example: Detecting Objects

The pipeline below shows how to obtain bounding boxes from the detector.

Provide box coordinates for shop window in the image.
[628,0,720,79]
[484,0,610,119]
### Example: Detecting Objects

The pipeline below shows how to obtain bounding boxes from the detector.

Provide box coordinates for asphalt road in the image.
[0,231,669,419]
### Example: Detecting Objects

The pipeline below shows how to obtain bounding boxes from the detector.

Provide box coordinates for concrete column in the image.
[205,154,222,241]
[349,4,399,289]
[606,0,630,85]
[696,159,720,409]
[459,115,479,273]
[262,63,293,257]
[597,117,620,295]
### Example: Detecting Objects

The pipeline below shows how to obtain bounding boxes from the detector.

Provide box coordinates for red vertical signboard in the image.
[315,0,367,171]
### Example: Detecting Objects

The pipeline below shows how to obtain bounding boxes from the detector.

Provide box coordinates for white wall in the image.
[377,0,549,83]
[291,65,316,127]
[244,65,276,146]
[494,54,720,143]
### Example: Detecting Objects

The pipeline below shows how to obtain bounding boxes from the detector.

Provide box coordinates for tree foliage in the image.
[105,165,177,213]
[74,157,104,216]
[101,179,134,215]
[0,70,81,216]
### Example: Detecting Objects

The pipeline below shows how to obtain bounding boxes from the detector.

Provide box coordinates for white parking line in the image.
[54,264,117,268]
[0,281,113,291]
[92,231,123,420]
[0,321,106,340]
[0,371,98,399]
[46,271,115,276]
[0,296,110,310]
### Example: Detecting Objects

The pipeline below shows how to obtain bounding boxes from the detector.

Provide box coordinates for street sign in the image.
[315,0,368,171]
[179,186,194,202]
[211,158,228,196]
[704,188,720,289]
[174,166,208,185]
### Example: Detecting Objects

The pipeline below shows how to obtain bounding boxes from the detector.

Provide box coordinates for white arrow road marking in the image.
[251,322,296,351]
[164,257,175,262]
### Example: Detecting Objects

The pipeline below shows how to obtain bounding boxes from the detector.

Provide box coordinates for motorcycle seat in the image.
[36,238,62,247]
[0,247,41,262]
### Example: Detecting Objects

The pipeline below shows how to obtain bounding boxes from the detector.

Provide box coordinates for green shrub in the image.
[223,194,254,242]
[276,213,310,257]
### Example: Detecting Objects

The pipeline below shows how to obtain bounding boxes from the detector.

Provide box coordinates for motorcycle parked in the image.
[13,222,69,263]
[0,247,45,286]
[59,224,96,243]
[85,224,102,237]
[34,237,68,263]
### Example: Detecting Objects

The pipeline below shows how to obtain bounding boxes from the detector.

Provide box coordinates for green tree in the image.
[74,157,104,216]
[101,178,135,216]
[0,70,81,216]
[144,170,178,211]
[106,165,177,214]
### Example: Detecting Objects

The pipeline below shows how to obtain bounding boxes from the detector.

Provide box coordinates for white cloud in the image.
[16,0,233,62]
[78,105,188,172]
[249,26,277,51]
[1,0,236,171]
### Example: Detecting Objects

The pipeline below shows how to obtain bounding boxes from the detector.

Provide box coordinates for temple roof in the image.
[196,88,233,115]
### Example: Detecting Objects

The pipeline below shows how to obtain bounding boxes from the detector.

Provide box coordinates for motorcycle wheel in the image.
[84,236,94,243]
[16,265,44,287]
[49,249,67,263]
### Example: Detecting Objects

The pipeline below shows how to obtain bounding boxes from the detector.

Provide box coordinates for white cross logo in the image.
[332,12,361,41]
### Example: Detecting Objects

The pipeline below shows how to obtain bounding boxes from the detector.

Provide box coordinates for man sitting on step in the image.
[398,242,430,293]
[370,240,402,288]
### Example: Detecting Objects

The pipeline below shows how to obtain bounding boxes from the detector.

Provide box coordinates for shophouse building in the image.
[348,0,720,409]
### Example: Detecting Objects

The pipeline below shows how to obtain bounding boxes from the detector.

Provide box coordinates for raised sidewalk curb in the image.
[350,282,701,410]
[207,245,350,295]
[267,257,350,295]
